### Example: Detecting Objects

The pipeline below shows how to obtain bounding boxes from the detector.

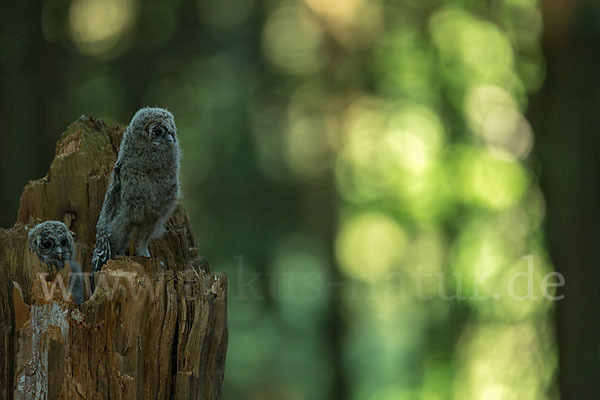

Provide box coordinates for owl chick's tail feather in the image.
[91,229,111,291]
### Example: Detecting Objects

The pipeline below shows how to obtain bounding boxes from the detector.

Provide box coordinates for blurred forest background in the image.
[1,0,599,399]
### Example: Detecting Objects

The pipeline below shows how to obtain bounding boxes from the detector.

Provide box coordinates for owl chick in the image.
[91,107,180,287]
[28,221,85,306]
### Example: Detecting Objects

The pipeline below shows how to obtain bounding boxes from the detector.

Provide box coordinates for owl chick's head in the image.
[28,221,75,269]
[129,107,177,148]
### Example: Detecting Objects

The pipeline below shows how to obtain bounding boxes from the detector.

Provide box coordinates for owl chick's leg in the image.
[134,226,154,257]
[109,217,130,257]
[128,227,139,256]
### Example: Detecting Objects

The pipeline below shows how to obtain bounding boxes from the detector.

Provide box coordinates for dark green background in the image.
[1,0,599,399]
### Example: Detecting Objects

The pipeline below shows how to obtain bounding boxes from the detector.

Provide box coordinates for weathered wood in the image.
[0,117,227,399]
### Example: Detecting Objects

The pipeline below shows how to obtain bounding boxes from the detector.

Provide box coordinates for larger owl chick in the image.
[92,107,180,285]
[28,221,85,306]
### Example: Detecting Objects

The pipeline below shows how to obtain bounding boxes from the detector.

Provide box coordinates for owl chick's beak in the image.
[56,247,63,260]
[167,132,175,147]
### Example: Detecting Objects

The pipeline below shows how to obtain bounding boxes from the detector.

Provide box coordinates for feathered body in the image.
[92,108,180,283]
[28,221,84,305]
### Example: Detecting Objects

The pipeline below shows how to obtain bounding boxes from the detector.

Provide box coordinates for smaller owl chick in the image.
[91,107,180,288]
[28,221,85,306]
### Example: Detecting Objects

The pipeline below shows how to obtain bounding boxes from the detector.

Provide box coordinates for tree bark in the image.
[0,116,228,399]
[532,2,600,397]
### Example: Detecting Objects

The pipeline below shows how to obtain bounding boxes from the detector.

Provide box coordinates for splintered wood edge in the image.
[82,259,227,312]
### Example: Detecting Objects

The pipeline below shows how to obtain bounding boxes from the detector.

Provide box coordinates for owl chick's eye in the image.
[60,238,67,246]
[42,240,52,249]
[151,125,166,137]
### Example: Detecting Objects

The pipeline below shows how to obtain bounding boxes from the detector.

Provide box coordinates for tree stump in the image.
[0,117,228,399]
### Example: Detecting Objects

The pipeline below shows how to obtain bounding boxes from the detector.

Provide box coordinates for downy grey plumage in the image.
[28,221,85,306]
[91,107,180,288]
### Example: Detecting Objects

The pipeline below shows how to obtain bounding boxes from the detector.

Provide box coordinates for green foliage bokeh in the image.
[5,0,559,398]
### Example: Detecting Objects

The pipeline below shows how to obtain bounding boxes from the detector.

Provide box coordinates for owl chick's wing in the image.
[91,161,122,289]
[98,160,123,226]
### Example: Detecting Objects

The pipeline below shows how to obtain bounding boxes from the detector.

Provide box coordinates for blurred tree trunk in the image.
[533,1,600,399]
[0,117,228,399]
[0,0,64,228]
